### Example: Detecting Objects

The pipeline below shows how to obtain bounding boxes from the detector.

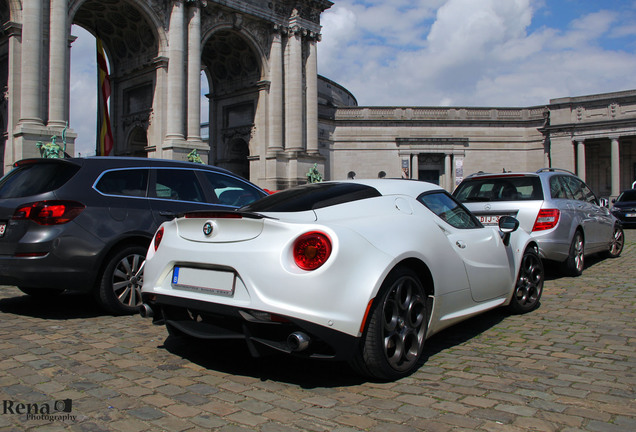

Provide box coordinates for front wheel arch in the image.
[351,265,430,380]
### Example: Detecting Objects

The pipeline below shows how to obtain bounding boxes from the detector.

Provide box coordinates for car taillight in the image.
[13,201,85,225]
[293,231,332,271]
[532,209,560,231]
[153,227,164,251]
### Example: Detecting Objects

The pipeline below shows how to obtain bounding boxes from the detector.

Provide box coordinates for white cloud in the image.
[318,0,636,107]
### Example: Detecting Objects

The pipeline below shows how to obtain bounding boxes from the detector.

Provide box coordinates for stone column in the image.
[285,26,303,152]
[610,137,620,198]
[20,0,44,125]
[445,153,452,191]
[166,0,186,141]
[268,28,284,153]
[48,0,68,127]
[411,154,419,179]
[186,2,202,143]
[305,36,318,154]
[575,139,586,181]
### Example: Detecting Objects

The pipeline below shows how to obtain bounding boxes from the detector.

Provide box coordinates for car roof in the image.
[338,179,444,198]
[15,156,235,174]
[465,168,575,179]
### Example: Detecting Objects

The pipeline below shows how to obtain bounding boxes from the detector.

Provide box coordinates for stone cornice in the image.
[332,106,546,126]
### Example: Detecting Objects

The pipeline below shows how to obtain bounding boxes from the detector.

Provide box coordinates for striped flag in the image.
[96,38,113,156]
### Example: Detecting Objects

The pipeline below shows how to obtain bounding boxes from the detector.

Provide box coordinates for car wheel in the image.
[509,247,544,314]
[97,245,146,315]
[563,230,584,276]
[352,267,428,380]
[18,287,65,297]
[603,225,624,258]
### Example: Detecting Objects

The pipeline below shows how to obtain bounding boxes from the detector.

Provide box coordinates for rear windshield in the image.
[617,190,636,202]
[241,182,381,212]
[0,161,80,199]
[453,175,543,202]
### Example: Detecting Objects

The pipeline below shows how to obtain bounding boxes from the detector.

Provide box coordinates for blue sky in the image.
[69,0,636,156]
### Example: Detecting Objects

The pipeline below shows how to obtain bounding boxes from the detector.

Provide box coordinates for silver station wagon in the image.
[453,168,624,276]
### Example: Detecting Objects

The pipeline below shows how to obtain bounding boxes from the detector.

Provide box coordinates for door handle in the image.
[456,241,466,249]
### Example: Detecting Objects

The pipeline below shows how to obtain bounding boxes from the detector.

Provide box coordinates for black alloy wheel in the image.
[509,247,544,314]
[352,267,428,380]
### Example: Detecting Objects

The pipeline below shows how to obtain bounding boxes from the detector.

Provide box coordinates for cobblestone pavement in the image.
[1,231,635,432]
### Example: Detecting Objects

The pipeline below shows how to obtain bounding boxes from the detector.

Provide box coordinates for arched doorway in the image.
[202,30,261,179]
[71,0,159,157]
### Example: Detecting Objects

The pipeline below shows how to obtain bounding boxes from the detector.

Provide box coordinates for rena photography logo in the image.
[2,398,76,422]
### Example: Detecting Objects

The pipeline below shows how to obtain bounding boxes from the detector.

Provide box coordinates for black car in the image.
[0,157,267,314]
[611,189,636,228]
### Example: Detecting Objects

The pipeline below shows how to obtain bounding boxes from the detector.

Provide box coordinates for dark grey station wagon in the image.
[0,157,267,314]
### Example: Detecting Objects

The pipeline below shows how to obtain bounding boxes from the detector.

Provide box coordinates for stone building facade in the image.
[1,0,635,198]
[319,79,636,199]
[0,0,331,190]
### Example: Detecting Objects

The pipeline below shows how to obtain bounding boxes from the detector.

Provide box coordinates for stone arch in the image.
[70,0,162,156]
[201,27,263,179]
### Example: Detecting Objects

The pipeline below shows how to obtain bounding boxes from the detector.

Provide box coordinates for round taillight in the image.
[153,227,164,251]
[293,231,332,271]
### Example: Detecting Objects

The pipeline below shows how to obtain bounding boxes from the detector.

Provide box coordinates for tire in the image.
[18,287,65,297]
[509,247,544,314]
[351,267,428,380]
[563,230,584,276]
[603,225,624,258]
[97,245,146,315]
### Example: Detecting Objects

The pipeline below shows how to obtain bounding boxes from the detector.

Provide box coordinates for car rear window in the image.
[242,182,381,212]
[454,175,543,202]
[0,161,80,199]
[617,190,636,202]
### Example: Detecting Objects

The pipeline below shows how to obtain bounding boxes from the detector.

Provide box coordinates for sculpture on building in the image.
[307,163,323,183]
[187,149,203,164]
[36,123,67,158]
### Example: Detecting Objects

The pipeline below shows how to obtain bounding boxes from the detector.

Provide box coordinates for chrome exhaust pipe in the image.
[287,331,310,352]
[139,303,154,318]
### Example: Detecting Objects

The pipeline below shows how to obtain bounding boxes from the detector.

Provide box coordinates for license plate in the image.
[626,213,636,218]
[172,266,235,296]
[478,215,502,225]
[0,222,5,237]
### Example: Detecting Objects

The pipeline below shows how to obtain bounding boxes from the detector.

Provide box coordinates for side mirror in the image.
[498,216,519,246]
[599,198,609,208]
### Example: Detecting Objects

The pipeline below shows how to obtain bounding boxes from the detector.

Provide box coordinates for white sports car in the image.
[140,179,543,380]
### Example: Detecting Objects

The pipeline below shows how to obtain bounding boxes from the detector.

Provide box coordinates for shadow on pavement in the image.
[0,292,106,319]
[160,306,517,388]
[161,335,368,388]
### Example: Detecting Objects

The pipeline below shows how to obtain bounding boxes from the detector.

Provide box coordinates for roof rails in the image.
[536,168,576,175]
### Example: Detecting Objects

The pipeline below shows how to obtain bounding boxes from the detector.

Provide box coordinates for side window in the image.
[154,169,204,202]
[200,171,263,207]
[578,181,597,204]
[562,176,587,201]
[418,191,481,229]
[550,176,569,199]
[95,169,148,197]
